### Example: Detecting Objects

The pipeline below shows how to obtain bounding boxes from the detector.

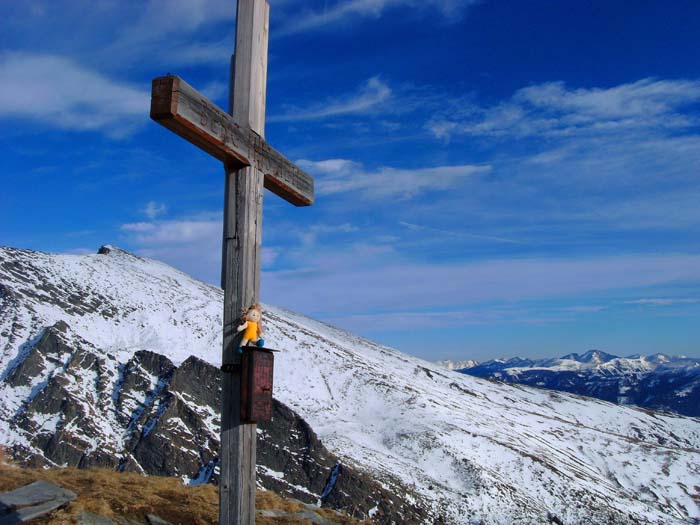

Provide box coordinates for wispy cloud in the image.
[298,158,491,199]
[324,301,620,333]
[159,39,232,67]
[625,298,700,306]
[296,223,359,247]
[0,52,147,136]
[269,77,391,122]
[264,248,700,319]
[428,78,700,139]
[122,0,234,41]
[120,212,278,283]
[121,216,221,245]
[107,0,235,64]
[120,215,222,282]
[277,0,479,36]
[200,80,229,102]
[558,305,608,313]
[399,221,526,245]
[142,201,168,220]
[415,79,700,239]
[324,307,557,332]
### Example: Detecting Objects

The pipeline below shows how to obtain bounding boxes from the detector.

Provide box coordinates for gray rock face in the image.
[0,480,77,524]
[2,323,426,524]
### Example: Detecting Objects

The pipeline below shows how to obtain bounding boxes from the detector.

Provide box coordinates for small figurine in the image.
[236,304,265,353]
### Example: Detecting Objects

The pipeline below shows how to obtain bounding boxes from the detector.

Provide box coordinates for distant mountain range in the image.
[446,350,700,417]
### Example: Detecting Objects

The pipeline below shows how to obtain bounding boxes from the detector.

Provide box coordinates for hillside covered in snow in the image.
[1,246,699,524]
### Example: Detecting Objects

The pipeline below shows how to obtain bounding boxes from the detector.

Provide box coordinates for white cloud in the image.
[143,201,168,220]
[624,298,700,306]
[164,39,231,66]
[324,308,524,332]
[429,78,700,139]
[120,217,222,283]
[399,221,525,244]
[277,0,479,35]
[262,247,279,267]
[515,79,700,119]
[122,219,220,245]
[558,305,608,313]
[294,222,359,247]
[120,213,279,283]
[325,302,641,333]
[112,0,235,53]
[0,52,148,136]
[298,158,491,199]
[121,222,155,233]
[263,248,700,321]
[2,1,236,68]
[269,77,391,122]
[428,120,459,140]
[494,133,700,232]
[200,80,229,101]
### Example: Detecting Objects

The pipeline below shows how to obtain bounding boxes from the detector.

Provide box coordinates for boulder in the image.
[0,480,76,524]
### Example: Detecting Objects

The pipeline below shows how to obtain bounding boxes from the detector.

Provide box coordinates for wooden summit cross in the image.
[149,0,313,523]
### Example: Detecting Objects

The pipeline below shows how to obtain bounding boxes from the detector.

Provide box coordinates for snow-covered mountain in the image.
[457,350,700,417]
[1,246,700,524]
[435,359,479,371]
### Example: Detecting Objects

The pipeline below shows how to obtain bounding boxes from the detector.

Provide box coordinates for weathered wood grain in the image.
[149,2,313,523]
[220,1,269,524]
[150,74,313,207]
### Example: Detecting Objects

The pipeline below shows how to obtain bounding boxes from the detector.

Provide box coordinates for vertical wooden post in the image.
[220,1,269,524]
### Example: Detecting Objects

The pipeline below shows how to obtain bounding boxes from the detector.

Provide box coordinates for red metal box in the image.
[240,347,274,423]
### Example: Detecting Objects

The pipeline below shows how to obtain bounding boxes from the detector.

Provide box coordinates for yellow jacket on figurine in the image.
[242,320,260,341]
[236,304,264,352]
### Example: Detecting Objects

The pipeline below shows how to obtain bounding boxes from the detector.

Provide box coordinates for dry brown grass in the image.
[0,461,361,525]
[0,462,217,524]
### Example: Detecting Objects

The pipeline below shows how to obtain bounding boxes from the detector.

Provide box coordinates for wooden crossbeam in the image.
[150,75,314,207]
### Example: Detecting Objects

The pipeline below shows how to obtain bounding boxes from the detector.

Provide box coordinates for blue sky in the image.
[2,0,700,361]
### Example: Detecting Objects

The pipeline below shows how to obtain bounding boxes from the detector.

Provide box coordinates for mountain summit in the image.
[1,246,699,524]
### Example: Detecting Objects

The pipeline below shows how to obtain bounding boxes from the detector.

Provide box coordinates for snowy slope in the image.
[1,246,700,524]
